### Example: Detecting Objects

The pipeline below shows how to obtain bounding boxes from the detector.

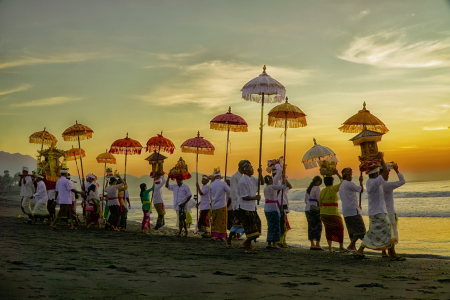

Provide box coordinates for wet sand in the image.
[1,196,450,299]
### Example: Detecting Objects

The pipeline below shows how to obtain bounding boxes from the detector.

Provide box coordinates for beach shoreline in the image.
[1,196,450,299]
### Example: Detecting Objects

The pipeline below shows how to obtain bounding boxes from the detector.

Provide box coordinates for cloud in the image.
[339,30,450,68]
[134,61,311,108]
[423,127,448,131]
[148,49,205,61]
[0,52,101,69]
[352,10,370,21]
[10,97,82,107]
[0,84,32,96]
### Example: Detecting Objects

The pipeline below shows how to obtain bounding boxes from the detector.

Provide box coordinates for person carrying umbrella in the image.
[104,173,127,231]
[237,160,263,254]
[30,172,49,224]
[209,167,231,242]
[196,175,211,237]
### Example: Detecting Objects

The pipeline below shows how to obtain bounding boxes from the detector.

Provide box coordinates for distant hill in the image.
[0,151,37,174]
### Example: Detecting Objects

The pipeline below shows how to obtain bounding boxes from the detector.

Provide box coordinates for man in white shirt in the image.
[30,173,49,223]
[339,168,365,252]
[356,153,396,258]
[105,175,127,231]
[153,175,166,230]
[196,175,211,236]
[19,167,34,222]
[236,160,263,253]
[226,164,244,246]
[166,177,192,237]
[51,168,83,229]
[67,174,80,227]
[381,163,406,260]
[209,169,231,241]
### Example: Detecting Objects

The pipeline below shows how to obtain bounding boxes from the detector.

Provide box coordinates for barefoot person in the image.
[237,160,263,254]
[19,167,34,223]
[166,177,192,237]
[356,153,397,258]
[209,168,231,241]
[153,175,166,230]
[381,163,405,260]
[139,182,155,233]
[263,172,285,249]
[196,175,211,236]
[226,163,245,247]
[339,168,366,252]
[30,173,49,224]
[104,175,127,231]
[319,169,347,253]
[305,176,324,250]
[51,168,83,229]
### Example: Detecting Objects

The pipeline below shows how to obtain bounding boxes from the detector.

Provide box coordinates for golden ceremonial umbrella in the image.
[268,96,307,209]
[65,146,86,188]
[96,149,117,196]
[241,65,285,196]
[62,120,94,186]
[29,127,58,151]
[210,106,248,179]
[339,102,389,134]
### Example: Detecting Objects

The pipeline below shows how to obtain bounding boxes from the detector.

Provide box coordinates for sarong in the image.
[211,207,227,239]
[154,203,166,229]
[265,211,281,242]
[178,206,187,226]
[305,210,322,241]
[344,214,366,240]
[108,205,121,227]
[21,196,32,216]
[227,210,233,231]
[320,214,344,243]
[47,200,56,218]
[239,209,261,241]
[388,213,399,243]
[120,206,128,229]
[142,209,150,230]
[230,209,245,234]
[197,209,210,233]
[362,213,396,250]
[56,204,72,221]
[32,202,49,217]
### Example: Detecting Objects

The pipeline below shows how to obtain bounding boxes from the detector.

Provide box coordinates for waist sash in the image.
[322,203,338,207]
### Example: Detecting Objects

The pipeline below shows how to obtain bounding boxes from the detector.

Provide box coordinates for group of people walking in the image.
[19,151,405,258]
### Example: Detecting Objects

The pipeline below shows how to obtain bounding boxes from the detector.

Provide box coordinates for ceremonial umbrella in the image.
[109,133,142,180]
[241,65,285,196]
[180,131,215,221]
[302,138,338,170]
[96,149,117,196]
[65,146,86,189]
[210,106,248,179]
[268,96,307,219]
[29,127,58,151]
[339,102,389,134]
[62,120,93,187]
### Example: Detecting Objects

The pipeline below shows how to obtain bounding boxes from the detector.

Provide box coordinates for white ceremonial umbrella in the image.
[302,138,338,170]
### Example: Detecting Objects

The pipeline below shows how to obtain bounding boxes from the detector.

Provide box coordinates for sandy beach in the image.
[1,196,450,300]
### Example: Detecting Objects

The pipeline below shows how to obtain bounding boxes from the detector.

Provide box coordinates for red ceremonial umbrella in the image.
[109,133,142,180]
[210,106,248,179]
[180,131,215,222]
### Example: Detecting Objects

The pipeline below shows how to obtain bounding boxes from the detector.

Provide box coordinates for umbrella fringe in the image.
[338,125,389,134]
[109,147,142,155]
[302,155,338,169]
[268,117,307,128]
[146,145,175,154]
[62,133,92,142]
[29,137,55,146]
[209,123,248,132]
[96,158,117,164]
[181,147,214,155]
[241,92,284,104]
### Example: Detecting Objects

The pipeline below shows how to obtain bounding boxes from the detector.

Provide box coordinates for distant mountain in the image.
[0,151,37,174]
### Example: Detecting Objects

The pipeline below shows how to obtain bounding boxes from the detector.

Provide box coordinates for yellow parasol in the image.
[29,127,58,150]
[65,146,86,189]
[338,102,388,134]
[96,149,117,196]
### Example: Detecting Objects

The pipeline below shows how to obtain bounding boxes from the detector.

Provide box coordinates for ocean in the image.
[125,179,450,257]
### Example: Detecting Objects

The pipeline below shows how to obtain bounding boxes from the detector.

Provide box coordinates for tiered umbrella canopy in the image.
[96,149,117,196]
[339,102,389,134]
[62,120,93,186]
[302,138,338,169]
[145,132,175,154]
[241,65,286,196]
[109,133,142,179]
[181,131,215,222]
[268,97,307,211]
[210,106,248,179]
[29,127,58,149]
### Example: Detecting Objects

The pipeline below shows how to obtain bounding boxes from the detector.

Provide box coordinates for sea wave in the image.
[288,189,450,200]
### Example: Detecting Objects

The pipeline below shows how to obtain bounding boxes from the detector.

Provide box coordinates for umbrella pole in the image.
[150,146,161,212]
[124,148,128,180]
[77,136,85,187]
[257,92,265,204]
[280,117,287,210]
[103,162,106,197]
[196,148,199,223]
[359,171,363,208]
[72,154,82,189]
[224,126,230,180]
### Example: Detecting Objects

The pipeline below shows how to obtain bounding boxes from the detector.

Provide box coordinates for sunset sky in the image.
[1,0,450,181]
